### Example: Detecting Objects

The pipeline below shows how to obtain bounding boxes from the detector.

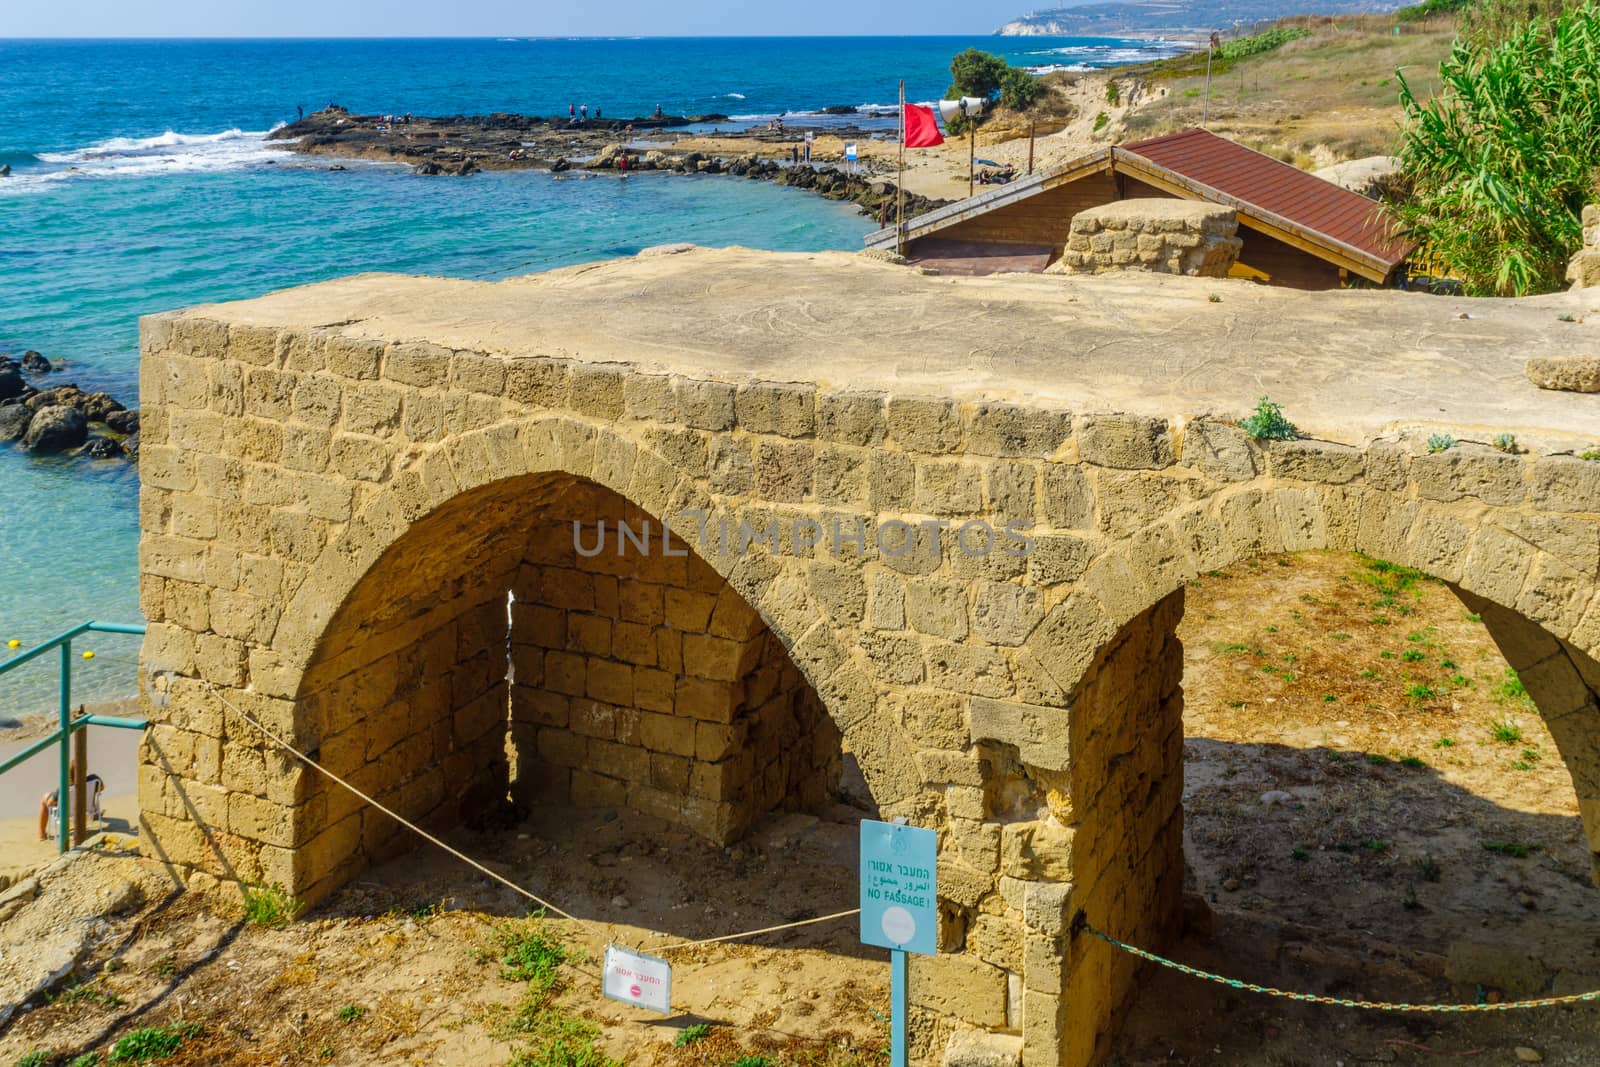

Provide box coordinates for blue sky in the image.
[8,0,1056,37]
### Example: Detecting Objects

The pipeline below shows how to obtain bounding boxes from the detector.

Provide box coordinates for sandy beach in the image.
[0,705,142,886]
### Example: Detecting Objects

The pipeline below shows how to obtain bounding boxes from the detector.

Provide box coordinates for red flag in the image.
[903,104,944,148]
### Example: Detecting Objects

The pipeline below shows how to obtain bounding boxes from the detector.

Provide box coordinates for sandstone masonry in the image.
[136,265,1600,1067]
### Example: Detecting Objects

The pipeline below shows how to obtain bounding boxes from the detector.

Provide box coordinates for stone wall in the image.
[135,301,1600,1066]
[510,480,840,843]
[1051,199,1242,278]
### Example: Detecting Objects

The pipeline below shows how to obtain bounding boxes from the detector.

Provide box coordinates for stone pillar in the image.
[1052,589,1186,1067]
[1567,204,1600,288]
[1455,589,1600,889]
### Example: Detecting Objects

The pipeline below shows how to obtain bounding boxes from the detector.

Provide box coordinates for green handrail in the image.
[0,621,147,851]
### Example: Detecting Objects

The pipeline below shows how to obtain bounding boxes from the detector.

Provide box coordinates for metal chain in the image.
[1079,920,1600,1013]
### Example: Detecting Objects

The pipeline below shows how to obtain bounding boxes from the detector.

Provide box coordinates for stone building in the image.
[136,247,1600,1066]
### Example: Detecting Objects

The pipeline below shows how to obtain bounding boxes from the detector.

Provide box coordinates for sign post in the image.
[601,944,672,1015]
[860,819,938,1067]
[845,141,858,176]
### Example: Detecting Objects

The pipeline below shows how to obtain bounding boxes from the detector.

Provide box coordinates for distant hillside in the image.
[999,0,1408,34]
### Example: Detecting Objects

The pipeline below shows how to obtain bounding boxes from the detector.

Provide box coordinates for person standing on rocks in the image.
[297,104,304,120]
[581,104,588,121]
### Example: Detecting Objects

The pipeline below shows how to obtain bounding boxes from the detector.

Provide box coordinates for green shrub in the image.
[674,1024,713,1047]
[108,1023,201,1063]
[16,1053,53,1067]
[1215,27,1311,60]
[1092,111,1109,131]
[242,882,301,927]
[1105,80,1121,105]
[1391,1,1600,294]
[948,48,1009,99]
[1239,396,1298,440]
[1000,67,1042,110]
[1398,0,1473,22]
[1425,432,1456,453]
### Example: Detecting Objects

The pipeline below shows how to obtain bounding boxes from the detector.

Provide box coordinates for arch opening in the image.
[288,472,857,905]
[1062,550,1600,1065]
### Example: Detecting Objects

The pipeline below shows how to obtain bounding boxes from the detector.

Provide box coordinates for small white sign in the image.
[805,130,815,143]
[602,944,672,1015]
[845,142,858,161]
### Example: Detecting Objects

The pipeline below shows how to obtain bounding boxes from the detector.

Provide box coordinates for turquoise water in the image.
[0,36,1181,706]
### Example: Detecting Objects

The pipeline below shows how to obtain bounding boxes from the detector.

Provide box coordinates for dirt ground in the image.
[3,551,1600,1066]
[1112,551,1600,1066]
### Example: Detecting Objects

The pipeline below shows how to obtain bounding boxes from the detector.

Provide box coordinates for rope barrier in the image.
[649,908,860,953]
[201,681,857,959]
[203,681,608,938]
[1075,914,1600,1013]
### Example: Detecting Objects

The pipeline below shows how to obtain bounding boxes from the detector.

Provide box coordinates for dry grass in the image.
[1113,14,1463,163]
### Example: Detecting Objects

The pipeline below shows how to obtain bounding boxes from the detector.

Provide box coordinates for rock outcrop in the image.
[1526,355,1600,393]
[22,405,87,453]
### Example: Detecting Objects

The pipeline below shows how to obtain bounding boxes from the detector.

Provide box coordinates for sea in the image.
[0,35,1187,709]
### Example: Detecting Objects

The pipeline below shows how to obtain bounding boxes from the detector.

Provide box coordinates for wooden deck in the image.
[904,239,1056,276]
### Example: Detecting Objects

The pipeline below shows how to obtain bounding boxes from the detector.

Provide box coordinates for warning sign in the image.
[602,944,672,1015]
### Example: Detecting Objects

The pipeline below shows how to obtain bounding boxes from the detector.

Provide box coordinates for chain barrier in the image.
[1074,913,1600,1013]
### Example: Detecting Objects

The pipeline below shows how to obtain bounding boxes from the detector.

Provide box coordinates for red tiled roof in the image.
[1118,128,1412,271]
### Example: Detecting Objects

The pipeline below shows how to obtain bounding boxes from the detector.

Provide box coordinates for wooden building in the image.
[864,128,1414,288]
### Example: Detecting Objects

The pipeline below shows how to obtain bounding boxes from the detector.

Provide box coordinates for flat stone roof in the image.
[170,246,1600,448]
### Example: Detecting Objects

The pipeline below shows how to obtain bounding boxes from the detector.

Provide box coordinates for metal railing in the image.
[0,621,147,852]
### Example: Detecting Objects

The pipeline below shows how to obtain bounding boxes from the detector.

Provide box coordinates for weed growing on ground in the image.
[1416,854,1442,881]
[336,1003,367,1023]
[108,1022,202,1062]
[16,1053,52,1067]
[1434,736,1455,748]
[1492,432,1517,453]
[1366,753,1390,766]
[1489,719,1523,744]
[1400,756,1426,768]
[51,982,125,1009]
[1239,396,1298,440]
[675,1024,714,1047]
[1426,433,1456,453]
[1582,450,1600,461]
[492,918,620,1067]
[1483,841,1540,858]
[1401,649,1425,662]
[733,1058,776,1067]
[242,882,302,927]
[1405,683,1438,700]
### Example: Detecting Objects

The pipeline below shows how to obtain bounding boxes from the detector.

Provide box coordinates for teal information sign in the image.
[859,819,938,957]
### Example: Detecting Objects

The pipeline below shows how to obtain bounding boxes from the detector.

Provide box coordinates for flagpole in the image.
[897,79,906,257]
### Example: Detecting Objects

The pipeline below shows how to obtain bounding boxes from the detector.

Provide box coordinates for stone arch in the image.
[268,417,917,902]
[1020,479,1600,1066]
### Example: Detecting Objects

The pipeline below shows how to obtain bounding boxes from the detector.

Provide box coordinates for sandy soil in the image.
[4,554,1598,1066]
[1112,551,1600,1065]
[0,709,142,887]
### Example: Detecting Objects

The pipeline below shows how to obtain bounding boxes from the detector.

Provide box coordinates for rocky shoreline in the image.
[268,107,949,220]
[0,352,138,460]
